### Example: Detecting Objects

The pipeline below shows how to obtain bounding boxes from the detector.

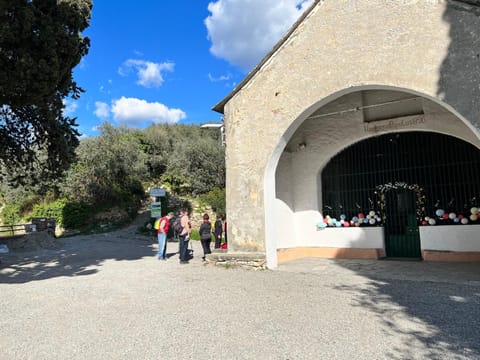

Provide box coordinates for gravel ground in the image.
[1,222,480,360]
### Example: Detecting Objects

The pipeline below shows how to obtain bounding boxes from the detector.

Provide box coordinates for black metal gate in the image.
[321,131,480,258]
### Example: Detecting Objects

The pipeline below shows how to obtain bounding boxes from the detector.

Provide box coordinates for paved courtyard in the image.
[1,227,480,359]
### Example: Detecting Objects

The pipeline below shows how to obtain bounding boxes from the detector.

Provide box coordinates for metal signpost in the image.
[150,188,166,219]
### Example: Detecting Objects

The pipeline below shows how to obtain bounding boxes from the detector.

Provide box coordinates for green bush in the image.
[31,199,66,226]
[31,199,94,229]
[1,203,21,225]
[199,187,225,215]
[62,202,95,229]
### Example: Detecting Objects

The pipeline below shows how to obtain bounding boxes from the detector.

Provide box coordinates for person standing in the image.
[214,213,223,249]
[199,213,212,261]
[157,212,174,260]
[178,209,191,264]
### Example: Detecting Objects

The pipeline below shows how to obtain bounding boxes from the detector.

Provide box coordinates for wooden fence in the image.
[0,218,56,237]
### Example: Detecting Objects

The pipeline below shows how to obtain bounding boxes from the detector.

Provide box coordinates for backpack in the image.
[173,216,184,234]
[154,218,161,230]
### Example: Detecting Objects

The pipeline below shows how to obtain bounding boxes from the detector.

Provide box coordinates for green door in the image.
[384,189,421,258]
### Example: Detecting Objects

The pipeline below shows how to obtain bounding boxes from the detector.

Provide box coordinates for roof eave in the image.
[212,0,322,114]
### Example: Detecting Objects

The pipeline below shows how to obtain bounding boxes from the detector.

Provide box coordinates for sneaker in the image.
[179,260,189,264]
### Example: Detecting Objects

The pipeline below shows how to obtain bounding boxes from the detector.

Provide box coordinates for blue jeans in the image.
[157,233,167,259]
[179,234,189,261]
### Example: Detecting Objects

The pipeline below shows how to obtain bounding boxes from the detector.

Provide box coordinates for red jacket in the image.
[158,216,170,234]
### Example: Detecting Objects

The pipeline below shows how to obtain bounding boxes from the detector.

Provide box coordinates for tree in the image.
[60,123,148,205]
[0,0,92,184]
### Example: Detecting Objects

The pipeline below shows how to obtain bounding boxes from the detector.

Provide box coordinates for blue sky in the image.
[68,0,313,137]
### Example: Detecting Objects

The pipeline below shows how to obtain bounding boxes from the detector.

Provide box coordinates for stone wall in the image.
[219,0,480,268]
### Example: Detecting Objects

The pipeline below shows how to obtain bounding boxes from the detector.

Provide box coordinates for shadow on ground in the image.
[0,234,157,284]
[0,211,159,284]
[332,260,480,359]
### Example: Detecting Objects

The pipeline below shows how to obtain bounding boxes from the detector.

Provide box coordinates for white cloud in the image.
[111,97,186,126]
[205,0,313,72]
[62,99,79,116]
[94,101,110,118]
[119,59,174,88]
[208,72,232,82]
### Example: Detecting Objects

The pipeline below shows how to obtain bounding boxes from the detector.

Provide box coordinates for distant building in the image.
[213,0,480,268]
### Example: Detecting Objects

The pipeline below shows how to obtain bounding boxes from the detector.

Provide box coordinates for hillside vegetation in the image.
[0,122,225,234]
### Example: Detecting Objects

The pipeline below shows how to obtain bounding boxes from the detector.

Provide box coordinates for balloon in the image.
[424,216,430,221]
[428,218,436,225]
[470,214,478,222]
[435,209,445,217]
[352,216,359,222]
[422,220,428,225]
[335,221,342,227]
[317,222,327,229]
[458,214,464,220]
[461,218,469,225]
[340,214,346,220]
[442,213,449,220]
[453,218,460,223]
[448,212,456,220]
[369,218,376,225]
[358,213,365,219]
[369,210,376,217]
[471,207,479,215]
[343,221,350,227]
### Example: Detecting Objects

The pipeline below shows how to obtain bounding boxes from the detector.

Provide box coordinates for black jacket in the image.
[199,221,212,240]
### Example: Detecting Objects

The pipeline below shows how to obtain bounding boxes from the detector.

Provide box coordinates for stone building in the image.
[212,0,480,268]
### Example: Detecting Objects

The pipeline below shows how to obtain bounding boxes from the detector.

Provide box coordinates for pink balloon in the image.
[343,221,350,227]
[358,213,365,219]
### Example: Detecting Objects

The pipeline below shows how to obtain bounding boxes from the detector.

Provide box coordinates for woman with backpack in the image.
[156,212,174,260]
[199,213,212,261]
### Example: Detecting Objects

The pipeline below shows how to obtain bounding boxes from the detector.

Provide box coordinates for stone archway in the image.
[266,87,480,268]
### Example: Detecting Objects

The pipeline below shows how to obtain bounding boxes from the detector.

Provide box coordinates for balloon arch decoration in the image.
[374,182,426,224]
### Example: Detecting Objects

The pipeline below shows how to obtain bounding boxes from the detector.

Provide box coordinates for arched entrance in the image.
[269,88,480,267]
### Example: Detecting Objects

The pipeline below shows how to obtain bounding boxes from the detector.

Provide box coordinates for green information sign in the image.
[150,202,161,218]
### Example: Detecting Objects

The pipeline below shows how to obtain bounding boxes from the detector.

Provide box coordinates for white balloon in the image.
[461,218,469,225]
[428,218,436,225]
